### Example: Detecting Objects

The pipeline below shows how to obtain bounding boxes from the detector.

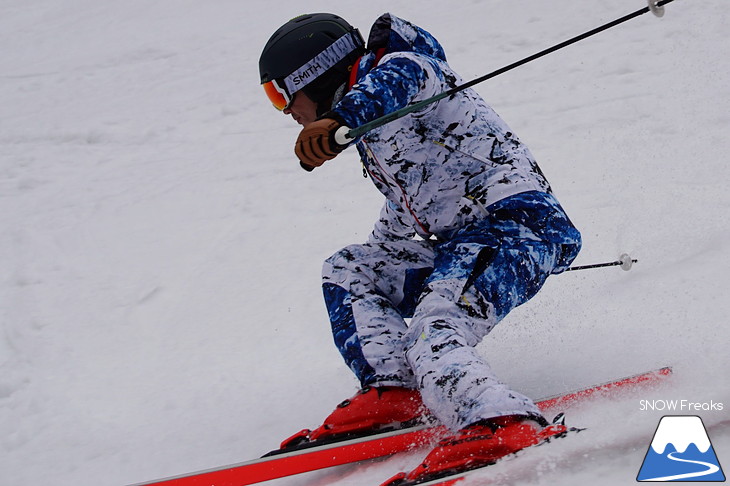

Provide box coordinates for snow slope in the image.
[1,1,728,485]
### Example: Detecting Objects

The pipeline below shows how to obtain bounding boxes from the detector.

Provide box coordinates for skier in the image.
[259,13,582,480]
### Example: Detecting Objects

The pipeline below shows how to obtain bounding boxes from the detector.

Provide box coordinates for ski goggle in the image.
[262,30,364,111]
[263,78,293,111]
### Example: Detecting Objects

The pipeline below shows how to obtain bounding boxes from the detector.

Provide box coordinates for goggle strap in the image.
[281,30,362,95]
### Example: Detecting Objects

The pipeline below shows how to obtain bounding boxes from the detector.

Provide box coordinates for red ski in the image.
[130,366,672,486]
[131,424,449,486]
[381,422,584,486]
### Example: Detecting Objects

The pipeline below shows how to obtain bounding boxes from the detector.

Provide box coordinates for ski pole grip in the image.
[334,126,353,147]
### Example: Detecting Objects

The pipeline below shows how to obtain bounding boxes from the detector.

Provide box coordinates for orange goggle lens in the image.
[263,80,292,111]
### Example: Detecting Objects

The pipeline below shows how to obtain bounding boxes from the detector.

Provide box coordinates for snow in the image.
[1,1,728,485]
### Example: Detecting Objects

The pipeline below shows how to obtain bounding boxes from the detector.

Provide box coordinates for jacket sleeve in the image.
[331,53,444,130]
[368,200,416,243]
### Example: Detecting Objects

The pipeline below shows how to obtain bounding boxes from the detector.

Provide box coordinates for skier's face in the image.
[284,91,318,126]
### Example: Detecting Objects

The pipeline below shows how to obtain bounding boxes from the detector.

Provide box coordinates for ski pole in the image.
[334,0,675,145]
[566,253,637,272]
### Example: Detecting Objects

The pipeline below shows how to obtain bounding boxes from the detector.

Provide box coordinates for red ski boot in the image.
[381,414,567,485]
[280,386,431,449]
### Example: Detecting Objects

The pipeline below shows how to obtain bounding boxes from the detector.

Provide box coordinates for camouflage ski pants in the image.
[321,191,581,430]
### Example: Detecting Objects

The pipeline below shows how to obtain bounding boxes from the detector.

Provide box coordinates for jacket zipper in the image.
[361,140,431,236]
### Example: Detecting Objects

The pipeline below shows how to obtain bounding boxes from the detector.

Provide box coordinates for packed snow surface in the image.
[1,1,728,485]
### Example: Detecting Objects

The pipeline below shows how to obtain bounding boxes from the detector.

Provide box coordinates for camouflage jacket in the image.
[330,14,552,241]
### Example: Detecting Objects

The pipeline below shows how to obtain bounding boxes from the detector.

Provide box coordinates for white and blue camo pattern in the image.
[332,14,551,239]
[321,14,582,431]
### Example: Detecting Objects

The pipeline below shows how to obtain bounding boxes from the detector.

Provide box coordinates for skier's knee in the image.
[322,245,364,282]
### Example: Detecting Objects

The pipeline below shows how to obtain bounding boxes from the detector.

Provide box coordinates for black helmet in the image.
[259,13,365,111]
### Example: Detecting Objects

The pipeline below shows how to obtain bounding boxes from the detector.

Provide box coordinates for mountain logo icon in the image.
[637,415,725,482]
